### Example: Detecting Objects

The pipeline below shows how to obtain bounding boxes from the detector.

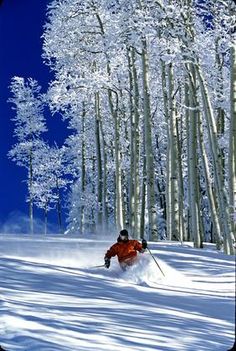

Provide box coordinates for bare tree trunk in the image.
[99,116,109,231]
[44,201,48,235]
[188,93,201,247]
[176,116,186,243]
[140,150,147,239]
[196,64,235,254]
[198,111,222,249]
[127,47,141,238]
[95,92,103,231]
[132,48,141,238]
[90,155,96,233]
[168,63,179,241]
[108,91,124,230]
[185,82,191,241]
[29,148,34,234]
[185,66,202,248]
[141,38,157,240]
[95,12,124,231]
[155,133,167,238]
[161,60,171,240]
[56,178,63,233]
[127,47,135,235]
[228,44,236,243]
[215,38,225,176]
[80,102,86,234]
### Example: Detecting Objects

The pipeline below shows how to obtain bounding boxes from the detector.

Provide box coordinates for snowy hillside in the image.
[0,235,235,351]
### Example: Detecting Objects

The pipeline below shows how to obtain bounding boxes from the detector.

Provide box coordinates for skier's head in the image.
[119,229,129,242]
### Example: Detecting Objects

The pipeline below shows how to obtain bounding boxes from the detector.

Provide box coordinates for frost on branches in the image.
[8,0,236,254]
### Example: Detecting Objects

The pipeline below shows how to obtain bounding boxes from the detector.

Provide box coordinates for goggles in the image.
[120,234,128,240]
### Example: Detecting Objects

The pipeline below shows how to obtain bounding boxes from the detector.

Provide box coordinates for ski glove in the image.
[104,257,110,269]
[142,239,148,249]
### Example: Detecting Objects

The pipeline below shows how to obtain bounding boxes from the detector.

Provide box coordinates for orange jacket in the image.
[105,240,143,263]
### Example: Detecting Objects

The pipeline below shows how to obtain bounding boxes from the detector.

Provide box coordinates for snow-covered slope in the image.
[0,235,235,351]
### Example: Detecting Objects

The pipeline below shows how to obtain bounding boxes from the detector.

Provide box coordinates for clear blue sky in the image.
[0,0,68,229]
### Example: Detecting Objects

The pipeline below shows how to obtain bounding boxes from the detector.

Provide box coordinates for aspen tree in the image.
[215,38,225,175]
[140,141,147,239]
[132,50,141,237]
[41,0,235,251]
[184,80,192,241]
[141,38,158,240]
[99,114,109,230]
[95,10,124,230]
[95,92,103,230]
[228,44,236,242]
[155,134,167,237]
[198,110,222,248]
[29,149,34,234]
[8,77,47,234]
[178,0,233,251]
[167,63,179,241]
[196,65,235,254]
[127,47,141,238]
[80,103,86,234]
[161,60,171,239]
[176,112,186,242]
[127,47,136,236]
[186,67,202,248]
[56,177,63,233]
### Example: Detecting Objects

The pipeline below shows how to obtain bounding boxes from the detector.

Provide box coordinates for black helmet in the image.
[119,229,129,241]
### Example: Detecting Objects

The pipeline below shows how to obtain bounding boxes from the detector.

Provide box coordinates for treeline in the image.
[9,0,235,254]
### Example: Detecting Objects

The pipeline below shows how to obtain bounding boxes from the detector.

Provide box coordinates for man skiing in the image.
[104,229,147,270]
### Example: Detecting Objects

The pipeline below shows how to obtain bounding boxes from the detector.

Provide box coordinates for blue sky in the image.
[0,0,68,229]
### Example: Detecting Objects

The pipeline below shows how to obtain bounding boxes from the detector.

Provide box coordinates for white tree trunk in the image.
[140,146,147,239]
[95,92,103,231]
[198,111,222,248]
[127,47,135,235]
[215,37,225,176]
[196,64,235,254]
[108,91,124,230]
[167,63,179,241]
[127,47,141,238]
[80,102,86,234]
[141,39,157,240]
[188,93,201,247]
[44,202,48,236]
[56,178,63,233]
[228,44,236,243]
[185,68,202,248]
[161,60,171,239]
[96,12,124,231]
[29,148,34,234]
[99,116,109,230]
[176,117,186,242]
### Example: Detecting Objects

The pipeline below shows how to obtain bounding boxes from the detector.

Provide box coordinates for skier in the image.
[104,229,147,270]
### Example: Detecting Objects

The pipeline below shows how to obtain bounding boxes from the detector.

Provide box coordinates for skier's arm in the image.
[104,244,118,269]
[105,243,118,259]
[133,240,143,252]
[134,239,148,252]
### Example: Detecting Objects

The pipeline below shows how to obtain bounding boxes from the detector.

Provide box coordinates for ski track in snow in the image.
[0,235,235,351]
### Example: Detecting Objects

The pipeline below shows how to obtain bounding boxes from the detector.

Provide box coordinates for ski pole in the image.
[90,264,105,269]
[147,247,165,277]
